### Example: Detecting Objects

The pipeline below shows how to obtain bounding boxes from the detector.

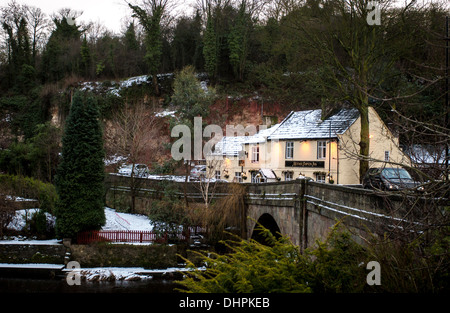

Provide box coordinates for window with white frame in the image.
[215,170,221,180]
[384,151,390,162]
[235,172,243,182]
[285,141,294,159]
[317,141,327,159]
[251,145,259,163]
[284,171,293,181]
[316,173,326,183]
[251,171,260,183]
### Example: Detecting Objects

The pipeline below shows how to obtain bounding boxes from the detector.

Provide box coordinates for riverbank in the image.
[0,206,208,292]
[0,238,205,293]
[66,265,204,282]
[0,263,204,293]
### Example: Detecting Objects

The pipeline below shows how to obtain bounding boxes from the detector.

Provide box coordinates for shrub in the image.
[178,222,450,293]
[0,174,57,213]
[178,227,312,293]
[177,225,368,293]
[148,181,188,239]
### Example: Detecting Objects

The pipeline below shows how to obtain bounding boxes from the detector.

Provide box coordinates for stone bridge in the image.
[105,174,432,250]
[245,180,411,250]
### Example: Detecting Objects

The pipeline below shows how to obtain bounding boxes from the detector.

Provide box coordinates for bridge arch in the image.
[250,213,282,245]
[246,202,300,246]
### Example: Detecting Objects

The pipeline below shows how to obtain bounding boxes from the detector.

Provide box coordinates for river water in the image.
[0,277,179,293]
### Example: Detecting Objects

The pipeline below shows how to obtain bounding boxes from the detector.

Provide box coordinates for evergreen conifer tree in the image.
[203,16,217,78]
[228,2,250,81]
[54,91,105,239]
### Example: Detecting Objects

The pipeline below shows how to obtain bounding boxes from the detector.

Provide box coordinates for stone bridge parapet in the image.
[105,174,438,250]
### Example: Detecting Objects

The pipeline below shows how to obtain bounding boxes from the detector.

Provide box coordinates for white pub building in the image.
[209,106,410,185]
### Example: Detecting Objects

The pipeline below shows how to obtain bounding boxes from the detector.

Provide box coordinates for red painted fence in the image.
[76,227,206,244]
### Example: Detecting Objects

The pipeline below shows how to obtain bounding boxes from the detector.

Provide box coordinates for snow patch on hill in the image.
[102,207,152,231]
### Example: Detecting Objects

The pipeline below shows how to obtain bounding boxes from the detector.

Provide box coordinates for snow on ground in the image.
[80,74,175,97]
[5,195,36,202]
[0,207,194,279]
[102,207,152,231]
[78,267,152,281]
[0,239,61,245]
[79,73,209,99]
[104,154,128,166]
[63,266,205,282]
[4,207,152,239]
[146,174,189,182]
[6,208,55,232]
[155,110,177,118]
[0,263,199,281]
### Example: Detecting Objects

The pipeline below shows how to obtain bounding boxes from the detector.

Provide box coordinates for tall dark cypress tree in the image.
[203,15,217,78]
[54,91,105,239]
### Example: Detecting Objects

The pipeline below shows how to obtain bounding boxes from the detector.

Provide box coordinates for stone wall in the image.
[0,238,178,269]
[105,174,231,212]
[0,242,67,264]
[69,242,178,268]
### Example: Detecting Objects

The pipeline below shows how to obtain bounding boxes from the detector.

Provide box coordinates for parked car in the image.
[190,165,207,180]
[362,167,424,191]
[118,163,149,178]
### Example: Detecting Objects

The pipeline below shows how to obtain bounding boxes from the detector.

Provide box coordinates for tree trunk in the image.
[130,163,136,213]
[152,74,159,96]
[359,106,370,183]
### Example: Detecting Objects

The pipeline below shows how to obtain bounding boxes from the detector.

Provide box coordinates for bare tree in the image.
[24,5,50,63]
[196,158,223,208]
[1,0,26,69]
[84,20,107,43]
[107,100,158,212]
[261,0,300,21]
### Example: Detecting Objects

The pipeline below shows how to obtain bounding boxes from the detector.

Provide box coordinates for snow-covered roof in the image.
[212,136,248,156]
[212,124,281,155]
[268,108,360,140]
[211,108,359,155]
[244,124,281,144]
